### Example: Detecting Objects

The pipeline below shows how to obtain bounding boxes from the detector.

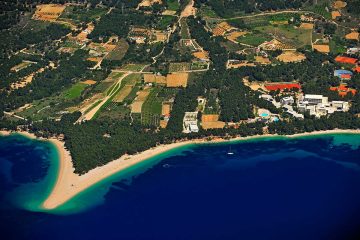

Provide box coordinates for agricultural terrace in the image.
[142,87,178,126]
[59,5,107,24]
[94,72,124,93]
[92,74,142,121]
[138,0,163,9]
[112,74,142,103]
[169,62,191,72]
[10,61,34,72]
[131,87,152,113]
[227,13,312,49]
[32,4,66,22]
[118,63,149,72]
[180,18,191,39]
[141,87,163,126]
[105,39,129,61]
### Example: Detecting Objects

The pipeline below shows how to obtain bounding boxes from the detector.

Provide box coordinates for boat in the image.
[227,146,234,155]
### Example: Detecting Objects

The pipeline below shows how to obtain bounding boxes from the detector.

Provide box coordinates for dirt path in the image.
[78,72,130,122]
[208,10,324,21]
[181,0,196,18]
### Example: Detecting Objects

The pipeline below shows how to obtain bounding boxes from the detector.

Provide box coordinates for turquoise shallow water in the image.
[0,133,360,239]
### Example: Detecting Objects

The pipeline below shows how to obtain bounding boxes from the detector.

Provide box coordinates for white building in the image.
[331,101,349,111]
[297,94,349,117]
[302,94,328,105]
[347,47,360,54]
[183,112,199,133]
[280,96,294,106]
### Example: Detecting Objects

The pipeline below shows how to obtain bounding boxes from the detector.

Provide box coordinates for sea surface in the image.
[1,133,360,240]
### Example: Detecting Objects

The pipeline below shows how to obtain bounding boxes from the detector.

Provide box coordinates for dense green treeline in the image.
[1,50,91,112]
[347,0,360,16]
[88,9,160,42]
[0,0,141,30]
[0,23,70,59]
[25,105,360,174]
[187,16,228,71]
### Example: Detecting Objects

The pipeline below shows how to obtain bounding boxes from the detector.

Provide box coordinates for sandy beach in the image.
[1,129,360,210]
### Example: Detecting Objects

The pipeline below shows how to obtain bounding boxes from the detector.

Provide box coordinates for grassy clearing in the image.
[237,32,272,46]
[121,74,141,86]
[255,25,312,48]
[180,18,191,39]
[64,83,87,99]
[61,39,82,48]
[330,39,347,54]
[166,0,180,11]
[60,6,108,23]
[191,61,208,70]
[96,102,130,121]
[156,15,177,30]
[304,0,331,20]
[119,63,148,71]
[199,5,218,18]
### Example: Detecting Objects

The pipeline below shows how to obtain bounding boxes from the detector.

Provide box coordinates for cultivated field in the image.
[105,39,129,61]
[141,87,163,126]
[276,51,306,63]
[118,63,148,72]
[169,62,191,72]
[131,88,151,113]
[33,4,66,21]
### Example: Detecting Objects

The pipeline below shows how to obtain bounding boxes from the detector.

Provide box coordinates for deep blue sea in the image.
[1,133,360,240]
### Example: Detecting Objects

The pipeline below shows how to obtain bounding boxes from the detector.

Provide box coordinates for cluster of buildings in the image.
[183,112,199,133]
[298,94,349,117]
[261,92,350,119]
[128,27,168,44]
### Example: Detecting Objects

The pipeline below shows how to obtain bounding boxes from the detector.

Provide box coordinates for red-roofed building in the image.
[335,56,358,64]
[354,66,360,73]
[340,74,352,80]
[330,84,357,97]
[265,83,301,91]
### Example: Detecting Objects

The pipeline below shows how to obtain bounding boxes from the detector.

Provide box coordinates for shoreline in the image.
[1,129,360,210]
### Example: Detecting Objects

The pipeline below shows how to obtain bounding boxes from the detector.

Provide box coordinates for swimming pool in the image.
[260,113,269,117]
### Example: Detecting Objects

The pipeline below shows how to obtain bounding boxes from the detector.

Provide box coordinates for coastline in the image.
[1,129,360,210]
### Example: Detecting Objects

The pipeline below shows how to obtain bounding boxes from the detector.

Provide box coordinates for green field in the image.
[96,102,130,121]
[180,18,191,39]
[304,1,331,20]
[191,61,208,70]
[64,83,87,99]
[156,15,177,30]
[60,6,108,24]
[330,38,347,54]
[255,25,312,48]
[237,32,272,46]
[166,0,180,11]
[105,39,129,61]
[199,5,218,18]
[119,63,148,71]
[141,87,163,126]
